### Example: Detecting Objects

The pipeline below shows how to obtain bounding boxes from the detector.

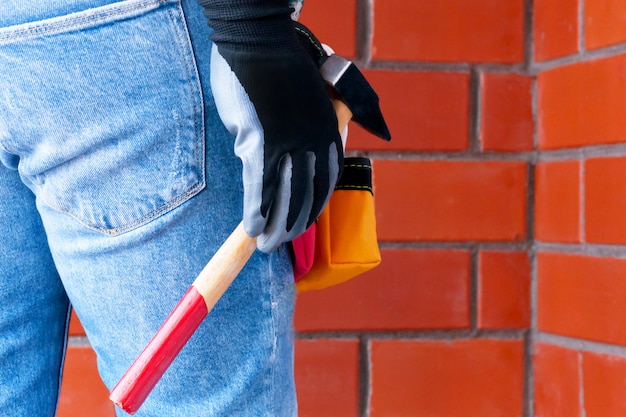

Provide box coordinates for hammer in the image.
[109,31,390,414]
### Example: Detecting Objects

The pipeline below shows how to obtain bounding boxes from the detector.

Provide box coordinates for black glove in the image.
[199,0,343,253]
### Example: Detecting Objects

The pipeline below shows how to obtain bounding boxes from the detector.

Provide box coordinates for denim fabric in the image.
[0,0,296,415]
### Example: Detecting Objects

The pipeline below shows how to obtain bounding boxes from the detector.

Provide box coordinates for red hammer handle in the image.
[109,100,353,414]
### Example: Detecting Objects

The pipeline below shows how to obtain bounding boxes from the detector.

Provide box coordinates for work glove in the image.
[199,0,344,253]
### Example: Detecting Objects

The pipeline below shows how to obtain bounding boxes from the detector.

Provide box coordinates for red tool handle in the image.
[109,100,352,414]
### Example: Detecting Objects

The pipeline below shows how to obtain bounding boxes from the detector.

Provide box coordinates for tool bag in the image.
[290,157,381,291]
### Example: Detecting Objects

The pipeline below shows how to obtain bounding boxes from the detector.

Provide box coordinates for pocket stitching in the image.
[165,1,206,191]
[0,0,167,43]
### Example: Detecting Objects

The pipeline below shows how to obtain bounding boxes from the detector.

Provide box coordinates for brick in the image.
[583,351,626,417]
[533,0,579,61]
[294,339,360,417]
[586,156,626,244]
[535,160,582,243]
[538,54,626,149]
[480,72,534,151]
[69,310,85,336]
[374,160,527,241]
[537,252,626,345]
[533,343,581,417]
[585,0,626,50]
[370,339,524,417]
[295,249,470,331]
[478,251,531,329]
[298,0,356,58]
[371,0,524,63]
[58,346,115,417]
[347,70,469,152]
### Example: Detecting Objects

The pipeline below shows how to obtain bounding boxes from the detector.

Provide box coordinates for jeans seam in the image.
[33,180,205,235]
[267,253,285,417]
[167,0,206,194]
[0,0,167,43]
[52,303,72,416]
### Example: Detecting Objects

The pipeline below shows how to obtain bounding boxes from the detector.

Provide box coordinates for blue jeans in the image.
[0,0,297,415]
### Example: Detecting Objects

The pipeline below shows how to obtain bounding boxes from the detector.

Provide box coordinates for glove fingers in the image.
[307,153,329,227]
[258,141,341,253]
[286,152,315,233]
[307,141,342,227]
[256,156,291,253]
[257,154,313,253]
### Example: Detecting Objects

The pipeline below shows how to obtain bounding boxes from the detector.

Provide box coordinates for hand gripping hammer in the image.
[109,26,390,414]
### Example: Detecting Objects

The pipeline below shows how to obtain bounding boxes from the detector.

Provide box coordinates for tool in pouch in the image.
[291,23,389,290]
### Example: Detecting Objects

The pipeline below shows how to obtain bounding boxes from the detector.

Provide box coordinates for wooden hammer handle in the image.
[109,100,353,414]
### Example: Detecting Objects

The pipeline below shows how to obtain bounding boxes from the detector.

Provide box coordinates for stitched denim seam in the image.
[166,0,206,191]
[267,261,278,417]
[52,304,72,415]
[33,178,204,235]
[102,182,206,235]
[0,0,167,43]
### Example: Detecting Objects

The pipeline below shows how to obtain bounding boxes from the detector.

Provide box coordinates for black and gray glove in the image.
[198,0,343,253]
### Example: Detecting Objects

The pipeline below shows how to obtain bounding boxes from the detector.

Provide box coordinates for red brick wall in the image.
[533,0,626,415]
[58,1,626,416]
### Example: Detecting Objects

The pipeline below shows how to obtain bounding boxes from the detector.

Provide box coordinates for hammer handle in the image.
[109,100,353,414]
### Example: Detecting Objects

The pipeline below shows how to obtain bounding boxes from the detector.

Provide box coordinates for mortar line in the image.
[366,46,626,78]
[67,335,91,347]
[356,0,372,66]
[360,141,626,162]
[535,331,626,358]
[362,150,538,161]
[535,242,626,258]
[378,243,532,254]
[523,329,534,417]
[470,247,479,330]
[378,240,531,251]
[525,117,538,416]
[580,159,586,243]
[579,0,586,53]
[527,248,539,417]
[531,76,539,150]
[536,148,584,162]
[531,41,626,73]
[538,144,626,160]
[368,60,531,74]
[468,67,482,153]
[524,156,537,417]
[526,159,536,245]
[523,0,535,71]
[295,329,528,341]
[363,42,626,75]
[358,336,371,417]
[581,144,626,158]
[524,32,538,403]
[530,247,539,331]
[579,350,586,417]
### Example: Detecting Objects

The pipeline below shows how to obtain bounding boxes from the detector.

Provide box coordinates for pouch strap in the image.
[335,157,373,194]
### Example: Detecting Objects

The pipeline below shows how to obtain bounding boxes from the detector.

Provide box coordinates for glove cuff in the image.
[199,0,301,54]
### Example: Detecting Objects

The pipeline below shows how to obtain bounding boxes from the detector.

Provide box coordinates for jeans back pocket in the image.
[0,0,205,234]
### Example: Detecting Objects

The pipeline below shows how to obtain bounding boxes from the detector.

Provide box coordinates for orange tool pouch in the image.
[291,157,381,291]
